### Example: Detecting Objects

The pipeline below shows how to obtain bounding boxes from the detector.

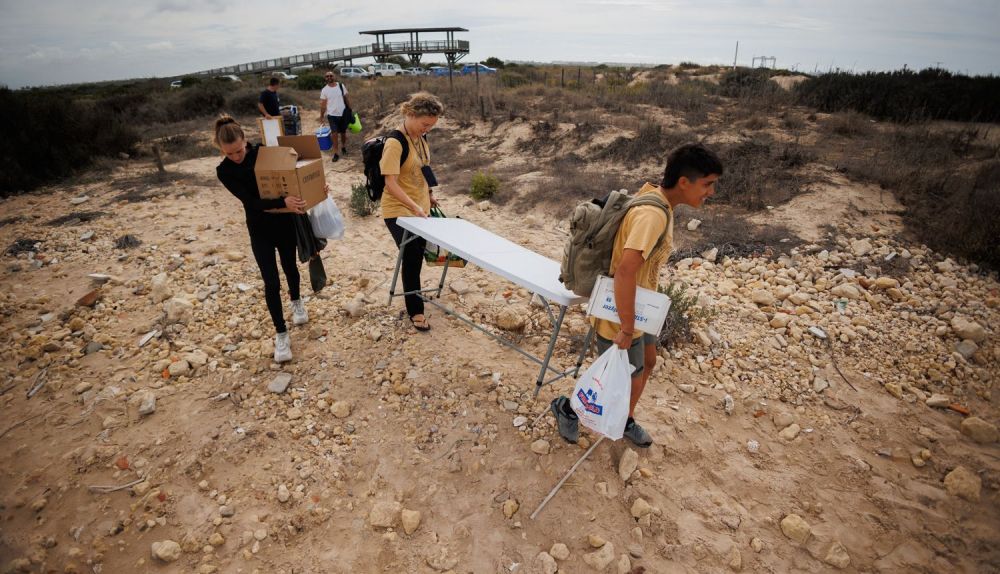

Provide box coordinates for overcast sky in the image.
[1,0,998,88]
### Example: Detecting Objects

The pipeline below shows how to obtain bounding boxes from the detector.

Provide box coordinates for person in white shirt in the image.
[319,71,352,162]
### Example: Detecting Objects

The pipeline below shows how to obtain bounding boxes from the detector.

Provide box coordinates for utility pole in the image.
[733,41,739,70]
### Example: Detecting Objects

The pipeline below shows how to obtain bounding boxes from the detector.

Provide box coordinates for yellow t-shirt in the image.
[380,130,431,219]
[593,182,674,341]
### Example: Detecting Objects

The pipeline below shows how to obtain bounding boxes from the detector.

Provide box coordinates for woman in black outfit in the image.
[214,115,308,363]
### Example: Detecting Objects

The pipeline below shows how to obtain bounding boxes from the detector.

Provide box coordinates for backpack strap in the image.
[627,194,673,255]
[388,129,409,167]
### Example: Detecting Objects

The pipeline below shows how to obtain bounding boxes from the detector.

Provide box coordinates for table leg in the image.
[435,257,451,298]
[534,305,567,397]
[388,229,410,304]
[575,325,594,373]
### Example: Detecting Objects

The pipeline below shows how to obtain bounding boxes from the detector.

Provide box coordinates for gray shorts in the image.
[595,333,657,377]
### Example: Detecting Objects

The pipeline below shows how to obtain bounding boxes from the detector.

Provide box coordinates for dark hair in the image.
[269,77,280,86]
[213,115,244,147]
[661,143,723,189]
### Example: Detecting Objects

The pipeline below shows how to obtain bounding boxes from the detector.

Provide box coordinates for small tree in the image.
[656,282,716,349]
[470,171,500,200]
[349,182,377,217]
[484,57,505,69]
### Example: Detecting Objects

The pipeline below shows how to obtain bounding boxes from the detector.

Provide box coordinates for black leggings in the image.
[385,218,425,318]
[250,230,300,333]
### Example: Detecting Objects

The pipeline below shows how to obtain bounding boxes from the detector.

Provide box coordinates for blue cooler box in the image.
[315,127,332,151]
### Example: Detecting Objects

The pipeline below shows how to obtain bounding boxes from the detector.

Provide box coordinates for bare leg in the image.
[629,342,657,417]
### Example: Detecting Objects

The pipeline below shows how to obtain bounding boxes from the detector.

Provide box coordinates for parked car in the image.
[367,63,404,77]
[338,66,370,79]
[400,69,417,76]
[215,74,242,82]
[169,80,182,89]
[272,71,298,80]
[408,67,429,76]
[430,66,451,77]
[461,63,497,76]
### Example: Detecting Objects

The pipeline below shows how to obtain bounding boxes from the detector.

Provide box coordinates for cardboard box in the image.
[255,135,326,211]
[585,275,672,336]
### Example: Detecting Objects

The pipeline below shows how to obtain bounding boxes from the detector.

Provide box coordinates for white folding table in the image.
[389,217,593,396]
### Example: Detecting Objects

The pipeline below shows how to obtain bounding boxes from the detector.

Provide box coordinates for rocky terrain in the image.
[0,113,998,574]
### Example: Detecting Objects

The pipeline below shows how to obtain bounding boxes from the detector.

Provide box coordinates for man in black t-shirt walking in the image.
[258,78,281,119]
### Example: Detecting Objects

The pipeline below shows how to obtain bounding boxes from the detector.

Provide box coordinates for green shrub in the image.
[656,282,716,350]
[796,68,1000,123]
[470,171,500,200]
[180,76,202,87]
[296,74,326,91]
[0,87,139,194]
[224,88,262,116]
[349,182,377,217]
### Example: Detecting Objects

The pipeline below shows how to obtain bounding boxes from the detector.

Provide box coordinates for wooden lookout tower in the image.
[359,27,469,66]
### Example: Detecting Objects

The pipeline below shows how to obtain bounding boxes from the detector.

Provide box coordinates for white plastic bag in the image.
[570,345,634,440]
[307,197,345,240]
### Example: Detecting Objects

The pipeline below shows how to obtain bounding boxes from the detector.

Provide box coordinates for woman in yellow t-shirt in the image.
[380,92,445,331]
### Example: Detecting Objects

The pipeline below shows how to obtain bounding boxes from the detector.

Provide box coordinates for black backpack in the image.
[361,130,408,202]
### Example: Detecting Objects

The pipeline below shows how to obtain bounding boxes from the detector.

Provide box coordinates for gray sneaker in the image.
[550,396,579,444]
[623,419,653,448]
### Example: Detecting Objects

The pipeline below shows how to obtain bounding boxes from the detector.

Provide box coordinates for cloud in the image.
[25,46,68,62]
[154,0,224,13]
[145,41,175,51]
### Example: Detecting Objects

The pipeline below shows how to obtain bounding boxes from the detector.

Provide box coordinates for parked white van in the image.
[367,63,404,77]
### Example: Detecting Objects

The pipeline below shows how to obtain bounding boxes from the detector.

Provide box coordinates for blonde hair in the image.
[214,114,244,147]
[400,92,444,118]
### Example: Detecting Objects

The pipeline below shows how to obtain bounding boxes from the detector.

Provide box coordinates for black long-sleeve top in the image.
[216,143,295,232]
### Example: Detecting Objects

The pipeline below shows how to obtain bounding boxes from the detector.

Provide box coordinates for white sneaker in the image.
[291,299,308,325]
[274,332,292,363]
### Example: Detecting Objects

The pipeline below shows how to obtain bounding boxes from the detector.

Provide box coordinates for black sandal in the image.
[409,314,431,332]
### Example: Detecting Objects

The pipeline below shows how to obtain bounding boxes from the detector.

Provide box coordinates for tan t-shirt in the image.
[380,130,431,219]
[593,182,674,341]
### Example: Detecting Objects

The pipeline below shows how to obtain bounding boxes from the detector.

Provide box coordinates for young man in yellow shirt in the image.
[553,143,723,447]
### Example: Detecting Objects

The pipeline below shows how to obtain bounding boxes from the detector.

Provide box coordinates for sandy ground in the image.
[0,114,998,574]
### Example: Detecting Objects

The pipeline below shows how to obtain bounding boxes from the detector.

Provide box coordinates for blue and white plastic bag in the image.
[570,345,634,440]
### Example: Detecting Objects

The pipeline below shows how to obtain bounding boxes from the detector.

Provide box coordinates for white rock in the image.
[779,423,801,441]
[137,390,157,416]
[269,373,292,394]
[850,238,873,257]
[151,540,182,562]
[950,317,987,343]
[369,501,401,528]
[583,541,615,570]
[780,514,811,544]
[822,541,851,569]
[619,449,639,482]
[449,280,472,295]
[701,247,718,262]
[163,297,193,324]
[277,484,290,503]
[550,543,570,561]
[330,401,352,419]
[401,509,421,535]
[630,498,652,518]
[151,272,172,303]
[944,466,981,501]
[926,394,951,408]
[530,439,551,455]
[830,284,861,300]
[687,219,702,231]
[531,552,558,574]
[183,350,209,367]
[751,290,775,306]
